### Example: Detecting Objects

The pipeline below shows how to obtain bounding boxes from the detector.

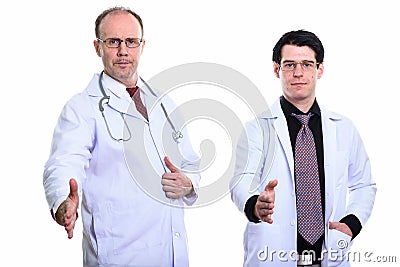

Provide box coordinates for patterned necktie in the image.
[292,113,324,245]
[126,86,148,121]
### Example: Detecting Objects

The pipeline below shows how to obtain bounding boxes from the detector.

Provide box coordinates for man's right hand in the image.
[55,178,79,239]
[254,179,278,223]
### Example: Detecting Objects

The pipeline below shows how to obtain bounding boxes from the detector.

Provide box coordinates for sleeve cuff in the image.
[340,214,362,239]
[183,187,198,206]
[244,195,261,223]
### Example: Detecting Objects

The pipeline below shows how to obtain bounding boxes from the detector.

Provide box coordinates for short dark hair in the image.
[95,6,144,38]
[272,30,324,65]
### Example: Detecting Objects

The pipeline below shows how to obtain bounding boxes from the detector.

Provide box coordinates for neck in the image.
[284,96,315,113]
[294,102,313,113]
[104,70,138,88]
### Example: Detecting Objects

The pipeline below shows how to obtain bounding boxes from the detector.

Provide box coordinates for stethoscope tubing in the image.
[98,71,183,143]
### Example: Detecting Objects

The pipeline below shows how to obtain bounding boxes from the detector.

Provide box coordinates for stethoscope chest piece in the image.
[172,130,183,143]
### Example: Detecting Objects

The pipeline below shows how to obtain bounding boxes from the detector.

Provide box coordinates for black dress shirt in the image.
[244,96,362,264]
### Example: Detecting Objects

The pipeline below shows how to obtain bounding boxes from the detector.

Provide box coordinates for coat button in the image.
[174,232,180,238]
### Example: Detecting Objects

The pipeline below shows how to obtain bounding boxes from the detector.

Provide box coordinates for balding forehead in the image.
[99,11,143,38]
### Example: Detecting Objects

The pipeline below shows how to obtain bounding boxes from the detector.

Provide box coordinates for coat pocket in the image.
[109,206,163,255]
[325,229,352,266]
[244,223,285,265]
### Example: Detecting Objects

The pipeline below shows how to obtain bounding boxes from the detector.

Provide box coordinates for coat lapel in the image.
[321,107,342,221]
[88,73,150,120]
[261,100,295,183]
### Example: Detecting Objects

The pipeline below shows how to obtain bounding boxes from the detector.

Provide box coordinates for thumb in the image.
[265,179,278,191]
[68,178,79,204]
[164,156,179,173]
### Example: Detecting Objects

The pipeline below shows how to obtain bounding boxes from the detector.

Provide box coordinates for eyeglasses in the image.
[97,37,142,48]
[279,61,320,72]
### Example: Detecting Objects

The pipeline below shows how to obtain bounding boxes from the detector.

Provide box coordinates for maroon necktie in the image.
[292,113,324,245]
[126,86,148,121]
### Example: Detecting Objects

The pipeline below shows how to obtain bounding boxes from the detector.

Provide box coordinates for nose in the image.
[293,63,304,76]
[117,41,128,56]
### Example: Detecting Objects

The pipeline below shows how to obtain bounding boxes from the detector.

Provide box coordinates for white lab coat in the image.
[43,73,201,267]
[230,99,376,267]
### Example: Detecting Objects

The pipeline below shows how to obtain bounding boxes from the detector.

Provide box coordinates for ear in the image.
[140,38,146,55]
[94,40,102,57]
[317,62,324,79]
[273,62,280,78]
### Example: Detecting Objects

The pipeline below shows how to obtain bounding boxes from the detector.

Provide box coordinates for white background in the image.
[1,0,398,266]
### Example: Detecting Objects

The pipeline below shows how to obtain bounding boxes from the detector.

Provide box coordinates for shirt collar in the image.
[102,72,147,99]
[280,95,321,117]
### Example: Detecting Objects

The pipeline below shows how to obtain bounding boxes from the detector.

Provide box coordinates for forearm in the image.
[43,98,93,213]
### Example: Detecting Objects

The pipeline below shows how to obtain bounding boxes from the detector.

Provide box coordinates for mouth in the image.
[115,60,132,67]
[291,82,306,86]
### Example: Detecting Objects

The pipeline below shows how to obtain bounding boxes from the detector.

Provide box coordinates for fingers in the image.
[259,210,274,224]
[161,178,176,190]
[256,180,278,224]
[55,199,78,239]
[161,170,193,199]
[161,183,185,199]
[255,196,275,223]
[161,177,188,199]
[258,201,275,210]
[257,203,275,216]
[161,175,179,199]
[65,211,77,239]
[164,156,179,173]
[55,178,80,238]
[162,186,181,199]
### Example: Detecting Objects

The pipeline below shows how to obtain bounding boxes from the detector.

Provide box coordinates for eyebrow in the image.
[106,37,142,39]
[281,59,316,63]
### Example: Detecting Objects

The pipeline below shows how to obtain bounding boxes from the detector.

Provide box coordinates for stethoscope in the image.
[98,71,183,143]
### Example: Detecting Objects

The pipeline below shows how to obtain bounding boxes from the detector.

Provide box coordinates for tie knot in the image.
[291,113,313,126]
[126,86,139,98]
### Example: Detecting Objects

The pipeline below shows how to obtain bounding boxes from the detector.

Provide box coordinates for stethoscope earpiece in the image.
[98,95,110,112]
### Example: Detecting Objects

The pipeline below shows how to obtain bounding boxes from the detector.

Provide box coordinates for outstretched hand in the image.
[254,179,278,223]
[55,178,79,239]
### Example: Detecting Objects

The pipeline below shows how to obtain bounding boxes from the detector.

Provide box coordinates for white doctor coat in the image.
[230,99,376,267]
[43,73,201,267]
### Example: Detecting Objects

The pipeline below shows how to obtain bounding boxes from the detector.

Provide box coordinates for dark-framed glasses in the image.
[280,61,320,72]
[97,37,142,48]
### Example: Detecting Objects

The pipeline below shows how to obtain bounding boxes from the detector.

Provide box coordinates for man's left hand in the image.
[329,221,353,237]
[161,156,193,199]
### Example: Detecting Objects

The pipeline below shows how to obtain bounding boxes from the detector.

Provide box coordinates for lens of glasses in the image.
[103,38,142,48]
[123,38,142,48]
[281,61,317,72]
